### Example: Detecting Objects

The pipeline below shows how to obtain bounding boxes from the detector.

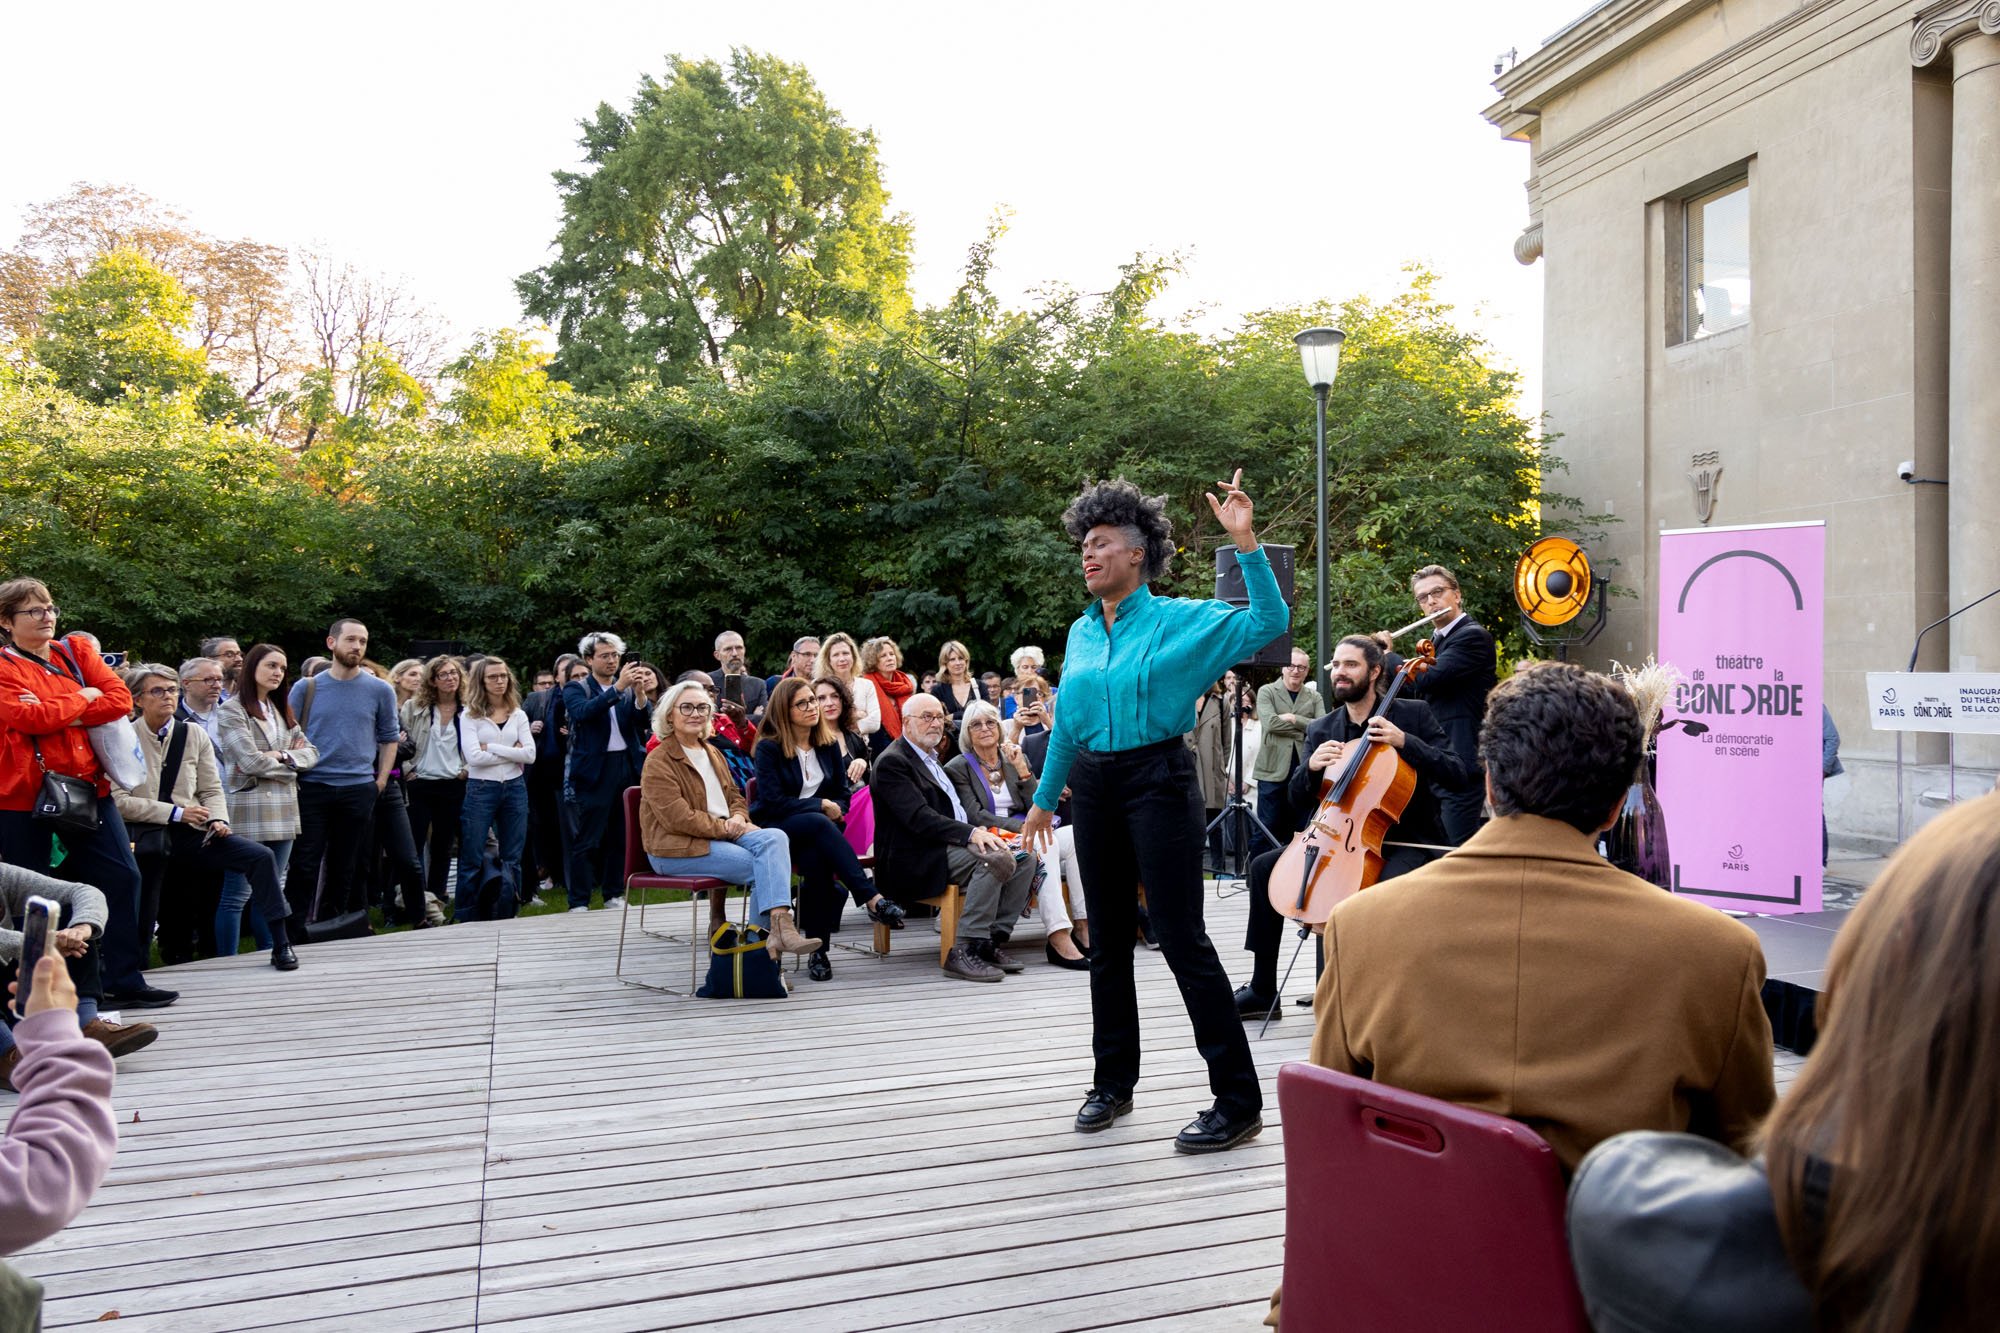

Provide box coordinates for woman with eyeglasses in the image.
[640,680,818,961]
[0,578,164,1008]
[400,656,469,919]
[751,678,906,981]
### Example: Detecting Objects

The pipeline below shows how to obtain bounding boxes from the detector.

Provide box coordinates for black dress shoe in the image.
[1232,984,1281,1021]
[974,939,1024,974]
[105,986,178,1010]
[807,948,832,982]
[271,939,299,971]
[1174,1106,1263,1155]
[865,896,906,929]
[1075,1087,1134,1133]
[1045,942,1091,971]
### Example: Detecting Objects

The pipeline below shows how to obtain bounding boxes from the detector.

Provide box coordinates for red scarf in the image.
[868,671,916,739]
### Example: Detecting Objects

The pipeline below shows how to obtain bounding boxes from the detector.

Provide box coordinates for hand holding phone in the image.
[13,896,63,1020]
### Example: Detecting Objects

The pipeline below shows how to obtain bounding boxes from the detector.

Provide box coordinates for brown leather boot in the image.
[83,1018,159,1059]
[765,909,823,958]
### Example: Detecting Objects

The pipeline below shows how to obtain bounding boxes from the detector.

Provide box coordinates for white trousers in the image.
[1035,824,1087,933]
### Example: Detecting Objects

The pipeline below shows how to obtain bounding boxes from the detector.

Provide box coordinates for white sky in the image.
[2,0,1589,413]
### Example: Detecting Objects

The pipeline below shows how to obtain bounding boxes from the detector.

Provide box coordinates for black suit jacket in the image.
[749,737,851,824]
[1286,698,1471,851]
[709,669,768,721]
[561,675,649,790]
[1386,615,1498,769]
[871,737,974,902]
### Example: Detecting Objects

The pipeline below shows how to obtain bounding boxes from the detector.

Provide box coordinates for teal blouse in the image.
[1033,545,1289,811]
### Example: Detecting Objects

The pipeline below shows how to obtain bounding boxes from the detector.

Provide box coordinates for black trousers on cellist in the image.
[1071,738,1261,1120]
[1242,842,1436,999]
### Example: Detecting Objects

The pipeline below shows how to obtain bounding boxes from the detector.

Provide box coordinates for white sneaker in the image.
[568,906,591,914]
[602,895,624,909]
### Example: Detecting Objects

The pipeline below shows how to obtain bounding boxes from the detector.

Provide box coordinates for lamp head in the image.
[1294,326,1347,391]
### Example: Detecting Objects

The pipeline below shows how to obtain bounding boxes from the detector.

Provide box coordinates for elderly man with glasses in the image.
[872,694,1036,982]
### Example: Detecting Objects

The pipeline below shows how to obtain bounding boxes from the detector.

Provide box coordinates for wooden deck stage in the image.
[16,886,1314,1330]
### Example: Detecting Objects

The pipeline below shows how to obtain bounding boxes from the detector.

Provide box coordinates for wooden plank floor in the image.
[15,883,1313,1330]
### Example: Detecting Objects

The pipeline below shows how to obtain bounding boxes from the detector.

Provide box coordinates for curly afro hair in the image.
[1478,661,1643,834]
[1061,478,1175,583]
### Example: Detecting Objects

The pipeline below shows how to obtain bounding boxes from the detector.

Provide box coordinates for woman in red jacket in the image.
[0,579,166,1009]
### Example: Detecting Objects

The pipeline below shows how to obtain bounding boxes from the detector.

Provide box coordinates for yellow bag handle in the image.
[708,922,768,955]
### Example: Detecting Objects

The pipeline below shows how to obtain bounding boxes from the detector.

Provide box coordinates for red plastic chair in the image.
[615,785,747,994]
[1275,1062,1590,1332]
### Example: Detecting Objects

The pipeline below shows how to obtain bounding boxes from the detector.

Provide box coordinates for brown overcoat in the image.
[638,735,748,860]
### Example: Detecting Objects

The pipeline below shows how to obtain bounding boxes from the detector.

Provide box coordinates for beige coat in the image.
[114,719,228,829]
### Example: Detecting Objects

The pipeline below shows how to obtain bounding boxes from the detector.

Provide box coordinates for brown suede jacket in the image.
[638,734,748,860]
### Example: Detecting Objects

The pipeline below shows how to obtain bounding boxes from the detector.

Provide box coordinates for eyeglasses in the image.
[675,703,714,717]
[790,696,818,710]
[143,685,180,698]
[1415,587,1451,603]
[9,606,57,620]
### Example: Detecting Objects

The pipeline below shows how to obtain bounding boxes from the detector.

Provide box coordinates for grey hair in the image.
[1061,478,1174,582]
[177,657,220,682]
[578,631,626,659]
[128,662,177,694]
[958,699,1004,754]
[1009,645,1044,676]
[199,636,238,656]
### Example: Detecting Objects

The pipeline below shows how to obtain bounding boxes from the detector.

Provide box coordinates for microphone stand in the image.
[1206,678,1276,884]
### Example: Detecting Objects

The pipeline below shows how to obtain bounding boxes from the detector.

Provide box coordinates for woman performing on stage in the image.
[1022,470,1289,1153]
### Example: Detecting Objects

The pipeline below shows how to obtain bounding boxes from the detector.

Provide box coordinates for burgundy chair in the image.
[1275,1062,1590,1332]
[614,785,747,994]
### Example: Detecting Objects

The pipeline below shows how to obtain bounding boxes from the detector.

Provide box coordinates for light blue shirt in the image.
[913,741,969,822]
[1033,545,1289,810]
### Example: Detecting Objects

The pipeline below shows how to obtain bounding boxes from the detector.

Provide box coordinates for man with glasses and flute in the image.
[1376,565,1498,845]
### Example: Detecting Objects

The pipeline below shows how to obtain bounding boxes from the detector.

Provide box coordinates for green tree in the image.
[32,248,241,418]
[519,48,913,392]
[438,329,579,446]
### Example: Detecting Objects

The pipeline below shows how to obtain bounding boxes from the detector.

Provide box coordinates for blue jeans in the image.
[219,839,291,952]
[647,827,792,924]
[458,777,528,920]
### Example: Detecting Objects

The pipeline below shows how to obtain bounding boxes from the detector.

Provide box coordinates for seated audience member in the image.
[639,680,818,961]
[709,629,768,723]
[930,640,980,738]
[873,694,1035,983]
[816,633,880,742]
[750,678,906,981]
[0,952,117,1262]
[114,664,299,973]
[947,702,1089,969]
[674,671,754,788]
[214,644,319,953]
[812,677,872,787]
[1568,791,2000,1333]
[1019,704,1091,952]
[0,863,152,1089]
[860,636,917,755]
[1266,662,1776,1325]
[1006,669,1053,740]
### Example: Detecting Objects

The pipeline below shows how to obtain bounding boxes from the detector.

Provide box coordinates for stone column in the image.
[1947,31,2000,766]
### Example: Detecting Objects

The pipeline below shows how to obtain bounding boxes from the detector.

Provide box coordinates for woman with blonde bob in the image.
[1568,791,2000,1332]
[455,657,534,921]
[639,680,817,961]
[814,633,879,740]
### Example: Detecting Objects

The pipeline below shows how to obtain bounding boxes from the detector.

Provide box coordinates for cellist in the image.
[1233,634,1472,1020]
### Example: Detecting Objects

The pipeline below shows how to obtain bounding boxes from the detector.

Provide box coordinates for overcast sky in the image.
[3,0,1588,411]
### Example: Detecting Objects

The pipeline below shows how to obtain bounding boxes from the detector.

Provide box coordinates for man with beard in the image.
[282,618,401,939]
[1233,634,1470,1021]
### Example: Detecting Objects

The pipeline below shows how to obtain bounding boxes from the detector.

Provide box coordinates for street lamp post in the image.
[1294,327,1347,696]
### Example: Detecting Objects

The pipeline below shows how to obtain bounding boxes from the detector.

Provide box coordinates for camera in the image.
[1897,460,1916,482]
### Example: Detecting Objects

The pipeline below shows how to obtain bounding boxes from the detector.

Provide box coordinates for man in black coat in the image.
[1234,634,1471,1019]
[872,694,1036,982]
[1381,564,1498,845]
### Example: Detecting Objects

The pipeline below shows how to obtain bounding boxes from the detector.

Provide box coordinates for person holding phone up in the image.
[0,863,152,1091]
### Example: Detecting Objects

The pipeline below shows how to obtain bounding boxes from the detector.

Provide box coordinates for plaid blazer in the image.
[213,698,320,842]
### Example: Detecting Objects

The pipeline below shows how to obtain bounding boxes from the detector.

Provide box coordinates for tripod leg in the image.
[1260,925,1311,1040]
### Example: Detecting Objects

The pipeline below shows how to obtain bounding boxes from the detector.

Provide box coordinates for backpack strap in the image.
[298,676,319,732]
[156,721,190,808]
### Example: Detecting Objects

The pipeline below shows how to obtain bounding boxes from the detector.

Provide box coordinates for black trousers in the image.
[367,780,429,925]
[528,766,564,883]
[404,776,466,902]
[285,781,377,938]
[1071,738,1260,1120]
[772,811,873,943]
[1439,784,1485,846]
[1243,842,1436,997]
[140,825,285,960]
[562,755,643,908]
[0,802,146,995]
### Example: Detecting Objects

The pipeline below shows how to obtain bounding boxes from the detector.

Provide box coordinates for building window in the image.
[1685,179,1749,339]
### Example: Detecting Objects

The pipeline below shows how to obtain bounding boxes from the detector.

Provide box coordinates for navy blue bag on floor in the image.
[695,923,788,999]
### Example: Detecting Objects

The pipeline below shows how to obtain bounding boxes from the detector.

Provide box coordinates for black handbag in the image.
[130,722,189,859]
[29,737,99,838]
[695,923,789,999]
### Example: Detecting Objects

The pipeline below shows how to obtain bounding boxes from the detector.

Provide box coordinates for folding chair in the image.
[614,785,749,994]
[1275,1062,1590,1332]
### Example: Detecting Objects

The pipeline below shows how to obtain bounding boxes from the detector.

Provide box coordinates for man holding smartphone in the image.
[562,632,655,911]
[709,630,768,724]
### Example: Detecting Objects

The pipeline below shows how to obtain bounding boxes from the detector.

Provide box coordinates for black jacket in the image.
[709,669,768,721]
[749,737,852,824]
[1286,697,1471,852]
[1386,616,1498,770]
[871,737,974,903]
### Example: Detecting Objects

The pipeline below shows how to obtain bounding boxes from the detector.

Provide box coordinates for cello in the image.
[1268,638,1436,928]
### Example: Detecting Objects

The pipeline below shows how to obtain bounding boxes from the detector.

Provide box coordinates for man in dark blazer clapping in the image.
[1380,564,1498,845]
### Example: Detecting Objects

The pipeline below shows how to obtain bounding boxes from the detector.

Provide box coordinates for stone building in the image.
[1484,0,2000,844]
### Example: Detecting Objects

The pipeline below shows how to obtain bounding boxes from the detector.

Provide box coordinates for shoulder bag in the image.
[8,646,103,837]
[130,722,190,859]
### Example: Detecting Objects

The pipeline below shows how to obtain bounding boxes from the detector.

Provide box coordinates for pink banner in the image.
[1655,523,1824,914]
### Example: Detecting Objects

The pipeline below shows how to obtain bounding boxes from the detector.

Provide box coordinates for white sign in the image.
[1866,672,2000,734]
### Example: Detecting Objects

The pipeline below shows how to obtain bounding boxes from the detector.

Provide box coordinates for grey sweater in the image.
[0,865,108,964]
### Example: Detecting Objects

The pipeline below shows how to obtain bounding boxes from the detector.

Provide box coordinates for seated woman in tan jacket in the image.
[639,679,818,961]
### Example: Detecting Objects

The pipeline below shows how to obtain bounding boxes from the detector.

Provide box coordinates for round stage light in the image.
[1515,537,1593,627]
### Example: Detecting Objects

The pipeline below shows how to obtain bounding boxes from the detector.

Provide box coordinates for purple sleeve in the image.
[0,1010,116,1255]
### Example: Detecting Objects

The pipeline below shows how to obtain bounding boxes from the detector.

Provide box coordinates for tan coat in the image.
[638,735,748,860]
[1309,812,1777,1171]
[113,719,228,830]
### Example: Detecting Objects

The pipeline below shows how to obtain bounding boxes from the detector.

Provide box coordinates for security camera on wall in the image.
[1897,460,1916,482]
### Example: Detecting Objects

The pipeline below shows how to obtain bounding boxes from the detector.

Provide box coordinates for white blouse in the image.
[799,746,824,793]
[849,676,882,736]
[683,745,730,820]
[463,711,534,782]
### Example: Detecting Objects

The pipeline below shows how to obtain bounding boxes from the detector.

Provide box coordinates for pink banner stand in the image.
[1656,522,1825,915]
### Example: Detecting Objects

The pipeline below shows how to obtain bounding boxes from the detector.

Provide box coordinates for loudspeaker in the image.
[1215,544,1296,667]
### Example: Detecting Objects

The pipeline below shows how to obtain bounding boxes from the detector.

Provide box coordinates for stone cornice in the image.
[1483,0,1714,133]
[1911,0,2000,65]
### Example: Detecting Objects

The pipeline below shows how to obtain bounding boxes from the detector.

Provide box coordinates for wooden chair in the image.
[870,881,961,966]
[614,785,748,995]
[1275,1062,1589,1332]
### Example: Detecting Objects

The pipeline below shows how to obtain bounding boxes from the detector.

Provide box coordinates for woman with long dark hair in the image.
[1021,471,1287,1154]
[215,644,319,953]
[400,655,468,917]
[812,676,872,788]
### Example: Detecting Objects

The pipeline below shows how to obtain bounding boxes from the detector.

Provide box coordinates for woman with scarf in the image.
[861,637,917,760]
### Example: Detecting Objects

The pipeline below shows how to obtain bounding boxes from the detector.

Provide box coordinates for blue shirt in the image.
[1033,545,1289,810]
[289,671,399,786]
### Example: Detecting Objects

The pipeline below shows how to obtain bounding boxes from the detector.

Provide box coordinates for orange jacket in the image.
[0,637,134,811]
